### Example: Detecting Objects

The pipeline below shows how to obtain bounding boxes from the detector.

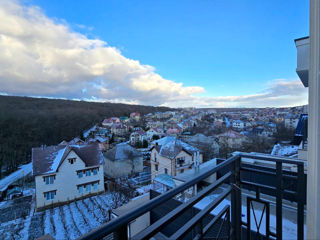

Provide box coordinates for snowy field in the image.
[0,191,121,240]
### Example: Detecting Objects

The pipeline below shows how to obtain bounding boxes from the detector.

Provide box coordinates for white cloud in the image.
[0,1,308,108]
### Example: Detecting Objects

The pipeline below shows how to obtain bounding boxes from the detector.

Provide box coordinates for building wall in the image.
[151,148,203,180]
[285,118,299,129]
[151,148,173,180]
[104,157,143,178]
[35,150,104,210]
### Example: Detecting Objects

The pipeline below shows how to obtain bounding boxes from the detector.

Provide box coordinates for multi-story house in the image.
[32,143,105,211]
[130,130,147,145]
[284,117,299,129]
[232,120,245,130]
[150,137,203,180]
[110,123,128,136]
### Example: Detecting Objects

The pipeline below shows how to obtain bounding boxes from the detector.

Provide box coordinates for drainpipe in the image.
[307,0,320,238]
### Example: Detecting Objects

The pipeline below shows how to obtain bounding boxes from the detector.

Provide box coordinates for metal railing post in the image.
[297,164,305,240]
[276,161,283,240]
[231,154,241,239]
[115,225,128,240]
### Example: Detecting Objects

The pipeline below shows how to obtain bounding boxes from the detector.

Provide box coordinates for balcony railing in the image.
[78,153,306,240]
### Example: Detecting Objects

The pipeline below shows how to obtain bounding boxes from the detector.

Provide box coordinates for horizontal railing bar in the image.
[132,172,232,240]
[78,154,240,240]
[170,186,232,240]
[240,166,276,176]
[241,180,297,197]
[240,166,298,180]
[238,152,305,165]
[241,180,276,191]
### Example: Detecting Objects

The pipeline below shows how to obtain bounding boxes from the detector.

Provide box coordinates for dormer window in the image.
[68,158,76,164]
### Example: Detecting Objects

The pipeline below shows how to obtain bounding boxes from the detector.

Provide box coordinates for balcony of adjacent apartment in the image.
[78,152,306,240]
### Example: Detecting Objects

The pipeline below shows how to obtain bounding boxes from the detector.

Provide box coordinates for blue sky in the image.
[0,0,309,107]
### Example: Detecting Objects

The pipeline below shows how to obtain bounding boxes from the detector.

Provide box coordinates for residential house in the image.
[69,137,84,145]
[130,130,147,146]
[150,137,203,180]
[146,128,164,140]
[103,143,143,178]
[166,126,182,136]
[110,123,128,136]
[285,117,299,129]
[120,116,130,123]
[232,120,245,130]
[130,112,141,121]
[102,117,120,127]
[88,136,109,151]
[32,143,105,210]
[217,130,248,148]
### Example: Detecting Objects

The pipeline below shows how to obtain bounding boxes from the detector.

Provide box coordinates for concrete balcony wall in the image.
[295,36,310,87]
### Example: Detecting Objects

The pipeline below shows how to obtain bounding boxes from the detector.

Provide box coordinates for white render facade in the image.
[35,150,104,210]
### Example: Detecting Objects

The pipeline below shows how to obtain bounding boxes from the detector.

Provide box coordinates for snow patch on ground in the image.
[0,163,32,191]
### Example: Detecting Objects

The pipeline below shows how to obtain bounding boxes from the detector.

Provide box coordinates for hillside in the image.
[0,95,171,178]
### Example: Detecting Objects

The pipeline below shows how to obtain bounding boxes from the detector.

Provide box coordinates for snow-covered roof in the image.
[32,143,104,176]
[152,136,199,159]
[104,142,142,161]
[271,144,298,157]
[83,125,97,138]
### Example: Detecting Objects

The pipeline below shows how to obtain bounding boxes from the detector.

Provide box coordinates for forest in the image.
[0,95,171,178]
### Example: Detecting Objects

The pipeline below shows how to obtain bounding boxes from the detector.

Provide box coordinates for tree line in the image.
[0,95,171,179]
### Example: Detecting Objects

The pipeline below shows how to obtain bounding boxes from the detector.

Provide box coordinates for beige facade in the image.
[35,150,104,210]
[151,148,203,180]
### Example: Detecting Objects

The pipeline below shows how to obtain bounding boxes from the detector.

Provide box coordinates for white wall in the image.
[35,150,104,209]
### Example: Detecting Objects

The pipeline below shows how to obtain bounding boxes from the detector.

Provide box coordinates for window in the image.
[45,191,55,200]
[93,168,98,175]
[68,158,76,164]
[86,184,91,192]
[86,170,91,176]
[155,165,158,171]
[93,182,98,190]
[177,157,185,166]
[44,175,54,184]
[78,171,83,178]
[165,168,168,174]
[78,186,84,194]
[180,169,184,174]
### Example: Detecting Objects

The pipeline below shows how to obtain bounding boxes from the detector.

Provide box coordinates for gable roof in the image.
[32,143,103,176]
[104,142,142,161]
[152,136,199,159]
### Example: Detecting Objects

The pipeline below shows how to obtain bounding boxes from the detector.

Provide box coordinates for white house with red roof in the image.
[130,112,141,121]
[102,117,120,127]
[32,143,105,210]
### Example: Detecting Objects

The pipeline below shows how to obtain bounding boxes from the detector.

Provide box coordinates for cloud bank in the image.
[0,1,307,108]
